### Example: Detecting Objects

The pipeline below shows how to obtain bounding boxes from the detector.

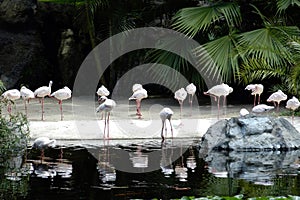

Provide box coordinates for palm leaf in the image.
[238,58,287,84]
[276,0,300,11]
[196,33,240,82]
[238,26,300,66]
[0,80,6,95]
[172,2,241,38]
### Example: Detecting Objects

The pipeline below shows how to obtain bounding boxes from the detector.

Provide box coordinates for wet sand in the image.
[1,96,299,145]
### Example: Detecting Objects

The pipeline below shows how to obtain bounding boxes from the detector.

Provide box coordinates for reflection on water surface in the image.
[1,139,300,199]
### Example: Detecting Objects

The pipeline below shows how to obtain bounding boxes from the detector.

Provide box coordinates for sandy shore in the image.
[1,96,299,144]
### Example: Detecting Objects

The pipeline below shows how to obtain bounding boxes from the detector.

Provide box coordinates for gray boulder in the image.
[199,114,300,155]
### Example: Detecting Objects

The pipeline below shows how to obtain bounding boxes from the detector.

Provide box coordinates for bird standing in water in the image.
[51,86,72,121]
[96,96,116,139]
[286,96,300,124]
[34,81,53,120]
[245,84,264,106]
[32,137,56,162]
[186,83,196,113]
[129,84,148,119]
[267,90,287,112]
[204,83,233,119]
[20,86,35,116]
[96,85,110,120]
[174,88,187,119]
[160,107,174,142]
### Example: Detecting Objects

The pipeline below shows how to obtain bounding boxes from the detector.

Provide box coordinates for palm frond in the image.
[172,2,241,38]
[276,0,300,11]
[238,58,287,84]
[238,26,299,66]
[146,36,206,90]
[195,33,240,82]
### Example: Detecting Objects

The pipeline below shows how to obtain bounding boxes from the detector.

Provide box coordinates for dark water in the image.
[1,140,300,200]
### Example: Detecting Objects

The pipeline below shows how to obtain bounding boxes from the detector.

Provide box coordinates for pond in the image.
[1,139,300,200]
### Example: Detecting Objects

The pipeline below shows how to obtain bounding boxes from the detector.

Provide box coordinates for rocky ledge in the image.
[199,114,300,155]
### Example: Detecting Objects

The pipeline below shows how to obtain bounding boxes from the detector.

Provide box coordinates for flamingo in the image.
[96,85,110,119]
[97,85,110,100]
[286,96,300,124]
[160,107,174,142]
[96,96,116,139]
[20,86,35,116]
[245,84,264,106]
[34,81,53,120]
[51,86,72,121]
[186,83,196,111]
[252,104,274,114]
[174,88,187,119]
[32,136,56,162]
[203,83,233,119]
[239,108,249,117]
[129,84,148,119]
[1,89,21,114]
[267,90,287,112]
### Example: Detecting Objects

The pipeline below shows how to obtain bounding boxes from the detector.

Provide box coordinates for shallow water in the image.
[1,140,300,200]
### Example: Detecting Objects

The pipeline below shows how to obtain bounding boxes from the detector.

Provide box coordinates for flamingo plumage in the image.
[245,84,264,106]
[129,84,148,119]
[1,89,21,114]
[34,81,53,120]
[96,96,116,139]
[20,86,35,116]
[267,90,287,112]
[51,86,72,121]
[159,107,174,142]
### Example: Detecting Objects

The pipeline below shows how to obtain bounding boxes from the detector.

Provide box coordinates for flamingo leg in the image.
[253,94,256,106]
[161,120,165,142]
[24,100,28,116]
[217,97,220,120]
[258,94,261,105]
[103,112,107,139]
[107,112,110,139]
[59,100,63,121]
[41,97,44,121]
[277,102,280,112]
[169,119,173,139]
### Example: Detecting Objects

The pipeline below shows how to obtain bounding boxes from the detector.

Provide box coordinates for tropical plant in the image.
[149,0,300,94]
[0,80,5,95]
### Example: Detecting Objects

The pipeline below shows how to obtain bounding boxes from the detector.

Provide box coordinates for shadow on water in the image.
[1,140,300,199]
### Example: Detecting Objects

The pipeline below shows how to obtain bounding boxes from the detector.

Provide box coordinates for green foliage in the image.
[0,112,30,159]
[172,195,300,200]
[0,80,5,95]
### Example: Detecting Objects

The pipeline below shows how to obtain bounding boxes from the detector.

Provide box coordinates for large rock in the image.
[0,0,36,25]
[199,115,300,155]
[0,29,49,89]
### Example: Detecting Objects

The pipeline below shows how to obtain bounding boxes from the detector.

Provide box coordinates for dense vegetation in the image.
[35,0,300,99]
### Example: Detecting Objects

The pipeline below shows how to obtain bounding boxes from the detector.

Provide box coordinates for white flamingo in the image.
[159,107,174,142]
[129,84,148,119]
[245,84,264,106]
[20,86,35,116]
[32,136,56,162]
[1,89,21,114]
[34,81,53,120]
[96,85,110,120]
[96,96,116,139]
[51,86,72,121]
[252,104,274,113]
[239,108,250,117]
[286,96,300,124]
[203,83,233,119]
[97,85,110,100]
[267,90,287,112]
[174,88,187,119]
[186,83,196,111]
